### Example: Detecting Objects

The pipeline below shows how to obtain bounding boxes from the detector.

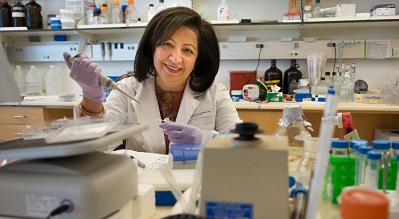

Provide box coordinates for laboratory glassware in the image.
[111,0,121,24]
[283,59,302,94]
[11,0,25,27]
[147,4,155,22]
[307,53,327,95]
[339,68,355,103]
[264,59,283,90]
[324,72,333,87]
[331,139,348,158]
[273,104,313,179]
[355,145,373,186]
[25,0,42,29]
[312,0,323,18]
[25,65,42,96]
[365,150,382,190]
[217,0,229,20]
[100,4,109,24]
[86,3,96,25]
[302,0,313,20]
[126,0,138,24]
[316,77,327,96]
[296,137,319,189]
[156,0,167,13]
[372,139,391,192]
[13,65,25,95]
[349,139,368,158]
[0,1,12,27]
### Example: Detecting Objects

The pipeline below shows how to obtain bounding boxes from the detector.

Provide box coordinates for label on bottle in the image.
[12,12,25,18]
[217,7,229,20]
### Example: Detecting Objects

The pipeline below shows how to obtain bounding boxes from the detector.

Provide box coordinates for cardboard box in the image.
[267,92,283,102]
[288,0,300,13]
[371,4,396,16]
[374,128,399,142]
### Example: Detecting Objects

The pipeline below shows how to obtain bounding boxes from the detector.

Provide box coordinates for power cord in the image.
[246,45,263,85]
[46,204,71,219]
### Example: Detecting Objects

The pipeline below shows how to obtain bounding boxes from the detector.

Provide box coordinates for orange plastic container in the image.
[229,71,257,91]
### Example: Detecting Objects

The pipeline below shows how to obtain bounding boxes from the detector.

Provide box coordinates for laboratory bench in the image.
[235,101,399,143]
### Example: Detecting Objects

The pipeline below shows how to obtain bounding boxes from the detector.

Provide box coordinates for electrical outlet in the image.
[392,48,399,57]
[289,51,299,56]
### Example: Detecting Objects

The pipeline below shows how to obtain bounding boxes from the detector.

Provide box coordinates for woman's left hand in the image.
[159,122,203,145]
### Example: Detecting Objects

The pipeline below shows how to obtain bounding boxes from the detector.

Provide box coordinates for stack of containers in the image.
[65,0,90,21]
[60,9,75,29]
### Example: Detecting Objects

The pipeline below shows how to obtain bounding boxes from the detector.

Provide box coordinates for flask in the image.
[11,0,25,27]
[296,137,319,189]
[339,69,354,102]
[100,4,109,24]
[273,104,313,179]
[25,65,42,96]
[86,3,96,25]
[13,65,25,95]
[126,0,137,24]
[364,150,382,190]
[93,8,101,24]
[45,65,63,96]
[283,59,302,94]
[217,0,229,20]
[264,59,282,91]
[111,0,121,24]
[156,0,167,13]
[25,0,42,29]
[302,0,313,20]
[0,1,12,27]
[312,0,323,18]
[147,4,155,22]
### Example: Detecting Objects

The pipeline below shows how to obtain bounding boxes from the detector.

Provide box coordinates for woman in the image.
[63,7,241,154]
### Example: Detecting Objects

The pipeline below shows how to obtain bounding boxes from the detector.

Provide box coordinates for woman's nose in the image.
[169,49,182,63]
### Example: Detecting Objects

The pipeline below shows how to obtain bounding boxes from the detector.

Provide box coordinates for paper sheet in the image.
[112,149,170,174]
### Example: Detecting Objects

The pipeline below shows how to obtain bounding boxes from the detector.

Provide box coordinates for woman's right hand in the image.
[63,52,105,102]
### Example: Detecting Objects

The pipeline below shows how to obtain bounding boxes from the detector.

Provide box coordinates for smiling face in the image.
[153,26,198,92]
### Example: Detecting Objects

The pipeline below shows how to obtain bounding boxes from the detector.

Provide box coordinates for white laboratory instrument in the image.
[200,123,289,218]
[0,124,156,219]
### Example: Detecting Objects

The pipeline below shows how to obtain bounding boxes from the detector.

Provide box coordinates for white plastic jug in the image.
[45,65,63,96]
[25,65,42,96]
[13,65,25,95]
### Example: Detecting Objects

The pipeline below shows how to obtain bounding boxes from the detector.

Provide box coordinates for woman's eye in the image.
[183,48,193,54]
[162,42,172,47]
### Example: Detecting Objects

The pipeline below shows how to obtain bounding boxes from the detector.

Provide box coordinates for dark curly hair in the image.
[133,6,220,92]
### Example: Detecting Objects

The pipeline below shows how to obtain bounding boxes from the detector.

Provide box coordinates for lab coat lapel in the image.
[175,84,201,124]
[132,77,165,153]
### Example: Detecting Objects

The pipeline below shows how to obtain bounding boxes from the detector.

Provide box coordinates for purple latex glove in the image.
[63,52,105,102]
[159,122,203,145]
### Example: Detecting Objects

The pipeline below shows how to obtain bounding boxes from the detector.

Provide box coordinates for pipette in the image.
[68,54,143,105]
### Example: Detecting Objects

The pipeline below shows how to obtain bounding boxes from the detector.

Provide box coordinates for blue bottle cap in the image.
[372,139,390,150]
[392,141,399,150]
[358,145,373,155]
[367,150,382,160]
[350,139,368,150]
[122,4,127,9]
[290,187,308,198]
[288,176,296,188]
[331,139,349,149]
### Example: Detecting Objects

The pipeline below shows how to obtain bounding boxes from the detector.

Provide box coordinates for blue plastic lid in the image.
[47,14,56,18]
[122,4,127,9]
[94,8,101,13]
[327,88,335,95]
[289,176,296,188]
[331,139,349,149]
[358,145,373,155]
[290,187,308,198]
[350,139,368,150]
[392,141,399,150]
[372,139,390,150]
[367,150,382,160]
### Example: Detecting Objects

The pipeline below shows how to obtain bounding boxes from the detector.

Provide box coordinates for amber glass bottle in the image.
[11,0,25,27]
[0,1,12,27]
[25,0,42,29]
[283,59,302,94]
[264,59,283,91]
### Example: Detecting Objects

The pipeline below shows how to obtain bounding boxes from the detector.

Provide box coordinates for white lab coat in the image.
[74,75,241,154]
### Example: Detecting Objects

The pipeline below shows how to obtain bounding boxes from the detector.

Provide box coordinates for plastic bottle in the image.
[121,4,127,24]
[339,69,354,102]
[0,1,12,27]
[312,0,323,18]
[100,4,109,24]
[25,65,42,96]
[11,0,25,27]
[45,65,63,96]
[13,65,25,95]
[156,0,167,13]
[349,139,368,158]
[302,0,313,20]
[93,8,101,24]
[355,145,373,186]
[217,0,229,20]
[331,139,348,158]
[365,150,382,190]
[283,59,302,94]
[25,0,42,29]
[273,104,313,180]
[126,0,138,24]
[316,77,328,96]
[296,137,319,189]
[147,4,156,22]
[264,59,283,91]
[111,0,121,24]
[86,3,96,25]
